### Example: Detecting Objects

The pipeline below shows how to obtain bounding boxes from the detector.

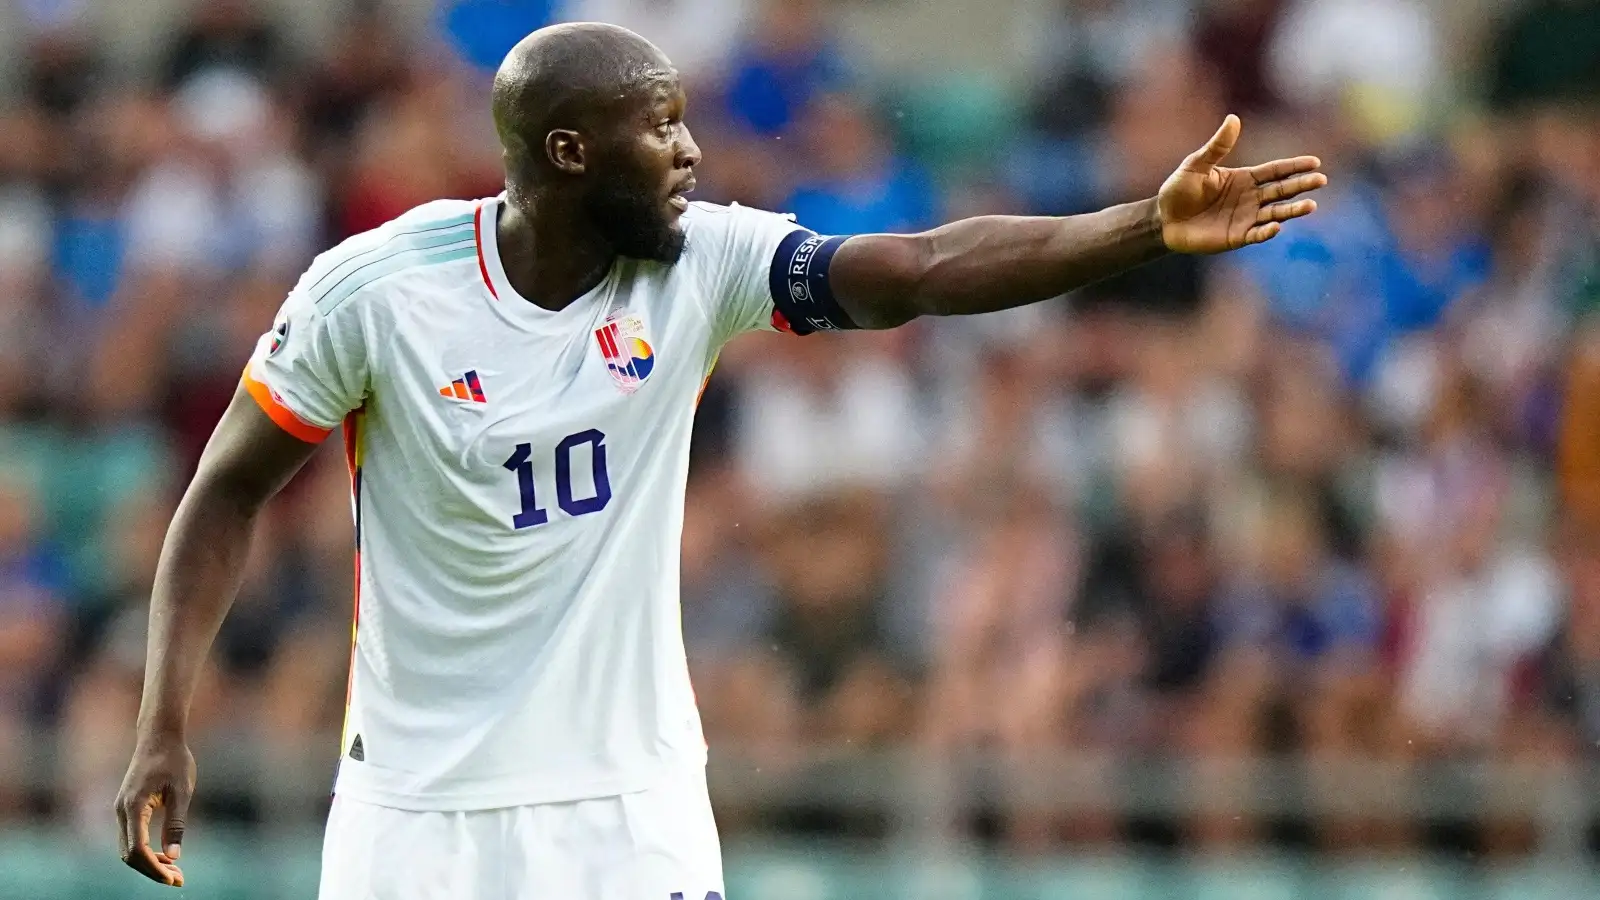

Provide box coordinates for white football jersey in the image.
[244,195,804,810]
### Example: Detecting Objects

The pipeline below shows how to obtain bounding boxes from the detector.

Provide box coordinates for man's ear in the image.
[547,130,585,175]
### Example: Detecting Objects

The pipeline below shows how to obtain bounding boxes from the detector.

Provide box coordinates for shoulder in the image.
[292,199,488,317]
[682,200,796,227]
[681,200,801,246]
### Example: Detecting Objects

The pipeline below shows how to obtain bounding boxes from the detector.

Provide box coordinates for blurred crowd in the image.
[2,0,1600,860]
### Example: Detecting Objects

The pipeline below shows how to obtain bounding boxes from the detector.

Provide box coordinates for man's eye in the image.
[656,120,676,137]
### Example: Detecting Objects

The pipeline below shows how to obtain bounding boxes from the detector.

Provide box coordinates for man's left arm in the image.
[804,116,1326,330]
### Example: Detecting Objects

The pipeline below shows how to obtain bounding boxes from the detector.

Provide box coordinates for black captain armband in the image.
[767,230,859,335]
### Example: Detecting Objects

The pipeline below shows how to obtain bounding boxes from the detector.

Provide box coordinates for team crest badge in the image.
[594,311,655,394]
[267,320,290,356]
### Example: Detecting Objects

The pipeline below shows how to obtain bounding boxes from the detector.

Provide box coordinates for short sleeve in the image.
[686,202,809,345]
[242,284,368,443]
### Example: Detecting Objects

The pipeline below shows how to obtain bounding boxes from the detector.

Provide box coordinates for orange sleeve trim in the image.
[242,362,334,444]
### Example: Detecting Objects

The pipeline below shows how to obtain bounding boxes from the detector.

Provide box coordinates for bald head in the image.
[492,23,674,180]
[489,23,702,263]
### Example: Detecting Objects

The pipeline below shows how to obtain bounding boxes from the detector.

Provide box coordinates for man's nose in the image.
[678,126,701,168]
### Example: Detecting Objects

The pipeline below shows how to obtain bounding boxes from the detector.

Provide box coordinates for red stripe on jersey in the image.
[598,322,622,359]
[340,410,363,762]
[475,202,498,301]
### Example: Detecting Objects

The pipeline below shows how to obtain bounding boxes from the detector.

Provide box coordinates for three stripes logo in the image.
[439,370,487,403]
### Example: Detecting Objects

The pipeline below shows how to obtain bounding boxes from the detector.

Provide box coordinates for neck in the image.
[496,197,616,312]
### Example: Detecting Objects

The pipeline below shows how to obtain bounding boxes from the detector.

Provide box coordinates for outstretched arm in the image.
[825,115,1325,329]
[116,384,320,887]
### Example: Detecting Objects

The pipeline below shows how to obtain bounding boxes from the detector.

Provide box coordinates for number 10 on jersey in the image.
[502,429,612,528]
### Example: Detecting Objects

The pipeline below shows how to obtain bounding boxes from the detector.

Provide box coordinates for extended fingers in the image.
[1260,171,1328,204]
[1249,156,1322,184]
[1257,198,1318,225]
[1244,221,1283,245]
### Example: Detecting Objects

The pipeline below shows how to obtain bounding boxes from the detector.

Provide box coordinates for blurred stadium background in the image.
[1,0,1599,897]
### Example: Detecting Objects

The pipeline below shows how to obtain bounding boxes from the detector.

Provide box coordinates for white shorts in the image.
[317,765,724,900]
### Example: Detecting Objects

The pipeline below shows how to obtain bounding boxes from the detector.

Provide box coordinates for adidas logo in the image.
[439,370,487,403]
[349,734,364,761]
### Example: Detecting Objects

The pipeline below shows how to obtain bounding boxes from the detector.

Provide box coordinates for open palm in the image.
[1158,115,1327,254]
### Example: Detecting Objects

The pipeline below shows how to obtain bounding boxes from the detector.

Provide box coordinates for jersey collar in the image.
[476,194,615,331]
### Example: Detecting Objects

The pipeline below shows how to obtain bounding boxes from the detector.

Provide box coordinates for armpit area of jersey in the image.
[767,231,858,335]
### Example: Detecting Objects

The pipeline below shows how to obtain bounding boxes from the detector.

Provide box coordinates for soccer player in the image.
[115,22,1325,898]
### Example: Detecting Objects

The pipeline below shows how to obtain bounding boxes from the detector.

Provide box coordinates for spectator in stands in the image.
[1231,168,1391,389]
[0,184,50,419]
[1377,148,1490,330]
[0,477,70,816]
[335,71,500,238]
[1380,361,1561,855]
[1103,317,1251,522]
[297,0,416,170]
[437,0,558,74]
[759,491,916,749]
[1452,174,1576,451]
[678,472,787,756]
[927,337,1088,517]
[1486,0,1600,112]
[1246,343,1361,545]
[17,3,101,163]
[1193,0,1288,116]
[1077,506,1223,735]
[563,0,751,85]
[718,0,848,137]
[731,332,924,505]
[58,491,173,835]
[690,115,795,210]
[1265,0,1443,146]
[782,93,939,236]
[1523,518,1600,757]
[923,483,1079,752]
[680,472,775,663]
[1394,474,1561,754]
[1021,0,1195,102]
[1192,484,1383,848]
[1072,506,1224,846]
[160,0,289,92]
[1559,323,1600,527]
[922,482,1085,848]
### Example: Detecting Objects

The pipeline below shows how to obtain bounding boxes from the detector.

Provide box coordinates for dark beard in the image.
[585,179,686,263]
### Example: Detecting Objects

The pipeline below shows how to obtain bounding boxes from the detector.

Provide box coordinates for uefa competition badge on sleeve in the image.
[267,319,290,356]
[593,311,656,394]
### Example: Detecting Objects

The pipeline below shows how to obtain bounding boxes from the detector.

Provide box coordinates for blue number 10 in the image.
[502,429,612,529]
